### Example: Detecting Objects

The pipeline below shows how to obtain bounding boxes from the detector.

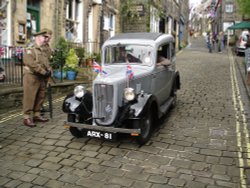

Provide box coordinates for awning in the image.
[227,21,250,30]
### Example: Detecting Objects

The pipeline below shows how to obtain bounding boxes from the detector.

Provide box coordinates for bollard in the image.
[47,83,53,118]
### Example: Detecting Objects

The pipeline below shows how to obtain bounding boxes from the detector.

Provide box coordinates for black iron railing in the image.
[0,46,23,86]
[0,45,97,86]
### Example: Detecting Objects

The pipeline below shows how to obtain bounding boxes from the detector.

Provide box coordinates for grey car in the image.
[63,32,181,144]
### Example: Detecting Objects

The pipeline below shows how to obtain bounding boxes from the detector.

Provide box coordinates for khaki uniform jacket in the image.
[42,44,53,67]
[23,43,49,76]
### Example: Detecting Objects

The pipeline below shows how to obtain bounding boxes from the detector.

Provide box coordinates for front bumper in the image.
[64,121,141,134]
[237,47,246,53]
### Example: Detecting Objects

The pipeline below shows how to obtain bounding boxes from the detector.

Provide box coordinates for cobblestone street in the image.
[1,36,250,188]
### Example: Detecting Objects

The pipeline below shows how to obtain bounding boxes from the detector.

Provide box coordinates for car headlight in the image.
[74,85,86,98]
[124,88,135,101]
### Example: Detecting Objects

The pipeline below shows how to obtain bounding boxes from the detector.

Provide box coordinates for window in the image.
[223,22,234,35]
[225,4,233,13]
[103,14,115,31]
[65,0,82,42]
[110,14,114,31]
[171,43,175,58]
[157,44,170,60]
[103,16,109,31]
[104,45,153,66]
[27,0,39,7]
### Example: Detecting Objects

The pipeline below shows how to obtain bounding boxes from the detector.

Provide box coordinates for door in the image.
[27,0,40,40]
[152,43,173,104]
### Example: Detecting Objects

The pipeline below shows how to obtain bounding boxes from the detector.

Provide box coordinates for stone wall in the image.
[0,81,90,114]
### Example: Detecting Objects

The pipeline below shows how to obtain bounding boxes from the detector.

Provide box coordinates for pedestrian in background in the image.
[245,36,250,85]
[205,32,210,48]
[218,31,224,53]
[207,32,213,53]
[22,29,52,127]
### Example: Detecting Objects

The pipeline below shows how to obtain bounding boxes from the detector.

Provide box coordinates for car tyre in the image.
[68,114,84,138]
[170,82,177,109]
[134,109,153,145]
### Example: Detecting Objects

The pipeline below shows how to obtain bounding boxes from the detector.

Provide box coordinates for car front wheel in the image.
[134,109,153,145]
[68,114,84,138]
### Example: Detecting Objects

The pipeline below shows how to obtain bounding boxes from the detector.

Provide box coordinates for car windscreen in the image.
[104,45,154,66]
[243,34,249,42]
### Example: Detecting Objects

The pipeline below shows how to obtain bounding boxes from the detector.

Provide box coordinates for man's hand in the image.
[44,71,51,78]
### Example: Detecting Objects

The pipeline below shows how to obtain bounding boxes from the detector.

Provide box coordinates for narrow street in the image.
[0,36,250,188]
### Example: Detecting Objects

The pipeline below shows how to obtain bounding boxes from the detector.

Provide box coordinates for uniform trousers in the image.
[23,73,46,119]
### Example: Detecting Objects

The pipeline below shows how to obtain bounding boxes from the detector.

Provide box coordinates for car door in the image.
[152,43,173,105]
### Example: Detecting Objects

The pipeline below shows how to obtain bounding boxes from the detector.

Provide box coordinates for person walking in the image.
[22,29,52,127]
[212,32,217,51]
[218,31,224,53]
[207,32,213,53]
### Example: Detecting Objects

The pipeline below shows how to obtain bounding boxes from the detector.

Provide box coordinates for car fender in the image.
[174,71,181,90]
[62,91,93,116]
[130,93,156,117]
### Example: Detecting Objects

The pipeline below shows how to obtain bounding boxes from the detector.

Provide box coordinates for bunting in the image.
[126,64,134,80]
[92,61,107,75]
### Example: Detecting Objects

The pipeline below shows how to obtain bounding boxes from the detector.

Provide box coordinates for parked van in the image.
[236,30,249,56]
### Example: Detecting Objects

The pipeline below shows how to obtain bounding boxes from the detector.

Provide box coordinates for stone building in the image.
[119,0,189,50]
[1,0,189,53]
[1,0,119,54]
[190,0,247,43]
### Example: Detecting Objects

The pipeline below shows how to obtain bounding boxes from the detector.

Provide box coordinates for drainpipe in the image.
[100,0,104,50]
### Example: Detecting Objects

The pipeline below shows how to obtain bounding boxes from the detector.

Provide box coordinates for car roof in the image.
[109,32,167,41]
[104,33,174,47]
[241,30,249,35]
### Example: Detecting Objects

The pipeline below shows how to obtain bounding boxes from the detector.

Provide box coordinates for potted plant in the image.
[93,52,101,63]
[63,48,79,80]
[75,47,85,67]
[51,37,69,80]
[84,51,96,67]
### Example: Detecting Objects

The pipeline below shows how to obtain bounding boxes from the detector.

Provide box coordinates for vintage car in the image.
[63,32,180,144]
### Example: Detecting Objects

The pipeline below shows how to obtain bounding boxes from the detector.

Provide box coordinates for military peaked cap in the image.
[33,28,52,37]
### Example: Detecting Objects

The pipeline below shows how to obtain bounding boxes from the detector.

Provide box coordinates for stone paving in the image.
[0,37,250,188]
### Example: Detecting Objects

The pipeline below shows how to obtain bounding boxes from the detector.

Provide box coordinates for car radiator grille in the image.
[94,84,114,124]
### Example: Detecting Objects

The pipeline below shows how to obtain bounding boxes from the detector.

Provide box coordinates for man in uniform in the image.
[42,29,53,66]
[40,29,53,115]
[22,29,52,127]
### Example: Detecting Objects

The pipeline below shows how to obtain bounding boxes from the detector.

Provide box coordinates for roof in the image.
[227,22,250,30]
[109,32,164,41]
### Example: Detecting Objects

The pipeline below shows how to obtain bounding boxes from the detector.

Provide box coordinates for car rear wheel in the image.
[171,82,177,109]
[68,114,84,138]
[134,109,153,145]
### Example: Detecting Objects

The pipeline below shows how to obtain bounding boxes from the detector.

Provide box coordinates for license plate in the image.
[86,130,114,140]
